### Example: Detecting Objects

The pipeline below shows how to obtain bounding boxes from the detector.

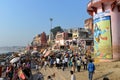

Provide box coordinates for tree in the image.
[51,26,63,38]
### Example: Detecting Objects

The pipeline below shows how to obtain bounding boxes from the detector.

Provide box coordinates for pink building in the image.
[87,0,120,61]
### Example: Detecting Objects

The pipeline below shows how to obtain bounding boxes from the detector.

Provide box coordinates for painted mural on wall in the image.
[94,16,112,59]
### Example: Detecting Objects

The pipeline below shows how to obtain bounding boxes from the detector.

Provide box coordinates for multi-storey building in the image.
[84,18,93,34]
[54,27,93,50]
[72,28,89,40]
[55,32,72,49]
[31,32,47,47]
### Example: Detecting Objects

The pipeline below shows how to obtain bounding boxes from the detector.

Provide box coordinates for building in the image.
[55,27,92,51]
[32,34,41,46]
[31,32,47,47]
[84,18,93,34]
[55,32,72,49]
[87,0,120,61]
[72,28,89,39]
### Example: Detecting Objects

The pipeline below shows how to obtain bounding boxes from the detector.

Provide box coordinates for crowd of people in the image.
[37,51,89,71]
[36,50,92,80]
[5,57,32,80]
[1,49,110,80]
[39,49,109,80]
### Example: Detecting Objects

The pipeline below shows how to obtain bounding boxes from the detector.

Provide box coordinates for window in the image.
[68,33,72,38]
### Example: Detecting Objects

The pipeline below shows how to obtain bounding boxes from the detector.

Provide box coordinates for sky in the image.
[0,0,90,47]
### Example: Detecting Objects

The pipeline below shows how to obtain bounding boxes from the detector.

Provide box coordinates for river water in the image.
[0,47,25,54]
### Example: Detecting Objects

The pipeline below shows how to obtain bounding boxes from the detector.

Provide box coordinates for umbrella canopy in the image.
[10,57,20,64]
[31,50,39,55]
[44,50,52,57]
[40,49,45,53]
[43,49,47,54]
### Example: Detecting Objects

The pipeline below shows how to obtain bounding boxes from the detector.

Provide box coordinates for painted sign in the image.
[94,16,112,59]
[93,10,110,20]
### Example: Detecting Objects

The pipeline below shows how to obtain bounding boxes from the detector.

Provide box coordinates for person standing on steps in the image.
[83,57,88,70]
[87,59,95,80]
[76,58,81,72]
[62,58,65,71]
[70,70,76,80]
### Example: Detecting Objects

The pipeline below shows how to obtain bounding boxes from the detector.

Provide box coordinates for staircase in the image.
[40,66,89,80]
[40,66,71,80]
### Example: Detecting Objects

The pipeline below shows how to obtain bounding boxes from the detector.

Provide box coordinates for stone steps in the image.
[40,66,89,80]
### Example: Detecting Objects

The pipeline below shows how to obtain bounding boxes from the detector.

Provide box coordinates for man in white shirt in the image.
[56,58,60,69]
[70,70,76,80]
[64,57,68,67]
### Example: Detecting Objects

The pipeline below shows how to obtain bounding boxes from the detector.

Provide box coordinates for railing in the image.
[91,0,101,3]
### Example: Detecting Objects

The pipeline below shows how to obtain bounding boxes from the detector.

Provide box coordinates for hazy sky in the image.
[0,0,90,47]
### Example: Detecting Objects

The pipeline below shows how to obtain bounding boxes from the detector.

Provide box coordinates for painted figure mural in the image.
[94,16,112,59]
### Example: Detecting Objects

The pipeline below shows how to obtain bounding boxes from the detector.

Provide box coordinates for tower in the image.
[87,0,120,61]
